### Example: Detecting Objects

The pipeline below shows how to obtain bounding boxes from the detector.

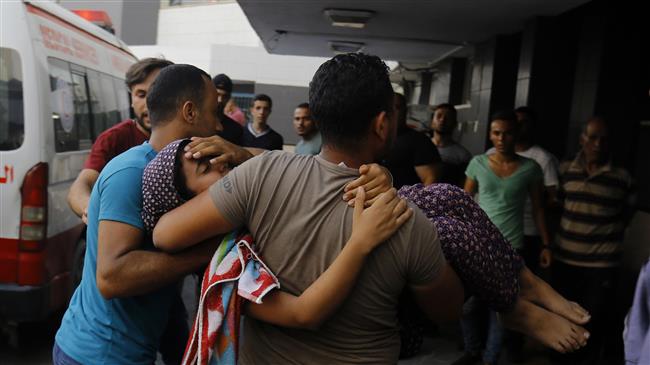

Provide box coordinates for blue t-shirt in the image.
[56,143,175,364]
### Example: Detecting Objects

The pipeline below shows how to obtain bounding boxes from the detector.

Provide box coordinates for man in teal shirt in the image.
[293,102,322,155]
[453,110,551,365]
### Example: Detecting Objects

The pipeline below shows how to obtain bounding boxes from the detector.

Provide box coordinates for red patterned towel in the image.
[182,231,279,365]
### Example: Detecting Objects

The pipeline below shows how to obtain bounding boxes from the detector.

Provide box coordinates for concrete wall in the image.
[255,84,309,145]
[121,1,159,45]
[58,0,159,45]
[156,2,260,47]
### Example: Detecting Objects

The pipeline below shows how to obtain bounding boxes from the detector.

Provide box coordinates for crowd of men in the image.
[55,55,636,365]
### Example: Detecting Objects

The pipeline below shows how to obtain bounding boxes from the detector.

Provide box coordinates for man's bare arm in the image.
[464,176,478,195]
[67,169,99,223]
[411,263,465,322]
[244,147,266,156]
[96,220,218,299]
[184,135,255,166]
[415,163,439,185]
[154,189,236,252]
[529,182,553,268]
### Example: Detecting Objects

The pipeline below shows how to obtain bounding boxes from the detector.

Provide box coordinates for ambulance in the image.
[0,0,136,340]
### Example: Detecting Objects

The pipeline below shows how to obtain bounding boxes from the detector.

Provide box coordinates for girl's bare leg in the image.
[499,297,590,354]
[519,266,591,325]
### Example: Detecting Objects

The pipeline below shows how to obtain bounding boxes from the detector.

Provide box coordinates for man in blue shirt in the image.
[53,64,254,365]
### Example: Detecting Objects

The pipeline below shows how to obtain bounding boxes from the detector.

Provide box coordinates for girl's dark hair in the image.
[173,139,194,201]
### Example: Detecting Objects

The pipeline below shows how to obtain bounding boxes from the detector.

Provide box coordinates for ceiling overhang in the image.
[237,0,590,63]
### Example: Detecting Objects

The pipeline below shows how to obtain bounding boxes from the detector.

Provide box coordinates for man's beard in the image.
[135,113,151,133]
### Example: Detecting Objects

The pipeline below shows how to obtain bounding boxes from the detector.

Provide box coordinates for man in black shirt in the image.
[383,93,440,188]
[212,74,243,145]
[242,94,284,150]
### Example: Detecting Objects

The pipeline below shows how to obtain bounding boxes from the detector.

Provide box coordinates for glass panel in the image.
[71,72,92,150]
[113,77,131,122]
[86,69,107,139]
[100,73,119,127]
[0,47,24,151]
[232,92,254,124]
[49,58,79,152]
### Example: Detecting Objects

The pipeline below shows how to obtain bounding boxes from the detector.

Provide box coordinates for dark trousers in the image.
[159,289,190,365]
[550,261,618,364]
[460,296,504,364]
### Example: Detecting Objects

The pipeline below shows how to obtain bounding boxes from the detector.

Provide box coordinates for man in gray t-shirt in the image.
[213,53,462,365]
[155,54,464,364]
[211,151,447,363]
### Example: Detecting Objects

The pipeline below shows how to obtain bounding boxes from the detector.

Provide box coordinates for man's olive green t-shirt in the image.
[209,151,446,364]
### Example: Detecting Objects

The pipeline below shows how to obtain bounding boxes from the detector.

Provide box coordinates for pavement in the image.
[0,276,572,365]
[0,319,555,365]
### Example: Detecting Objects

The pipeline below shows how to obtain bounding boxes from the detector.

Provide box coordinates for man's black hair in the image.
[309,53,393,151]
[490,110,518,125]
[212,73,233,94]
[514,106,537,122]
[434,103,457,114]
[296,102,309,109]
[252,94,273,108]
[146,64,211,126]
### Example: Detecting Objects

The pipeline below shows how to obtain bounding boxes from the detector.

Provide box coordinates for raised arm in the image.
[464,176,477,195]
[67,169,99,223]
[183,135,256,166]
[246,187,412,329]
[154,189,235,252]
[343,163,393,206]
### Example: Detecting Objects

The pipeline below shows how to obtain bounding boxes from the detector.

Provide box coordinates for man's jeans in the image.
[460,296,504,365]
[52,342,82,365]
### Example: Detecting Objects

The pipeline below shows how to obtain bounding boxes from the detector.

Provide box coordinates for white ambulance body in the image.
[0,0,136,325]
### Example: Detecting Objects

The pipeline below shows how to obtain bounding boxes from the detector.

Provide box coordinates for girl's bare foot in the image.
[499,298,590,353]
[519,266,591,324]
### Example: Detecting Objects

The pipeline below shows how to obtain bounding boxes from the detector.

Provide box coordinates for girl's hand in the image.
[349,187,412,254]
[343,164,393,207]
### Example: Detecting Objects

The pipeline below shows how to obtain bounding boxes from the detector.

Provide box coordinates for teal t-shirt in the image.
[55,142,175,364]
[465,154,542,249]
[295,132,322,155]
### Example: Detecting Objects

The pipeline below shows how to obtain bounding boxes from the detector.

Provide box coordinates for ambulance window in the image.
[100,73,120,128]
[114,77,131,122]
[49,58,79,152]
[86,70,108,138]
[0,47,24,151]
[71,71,93,150]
